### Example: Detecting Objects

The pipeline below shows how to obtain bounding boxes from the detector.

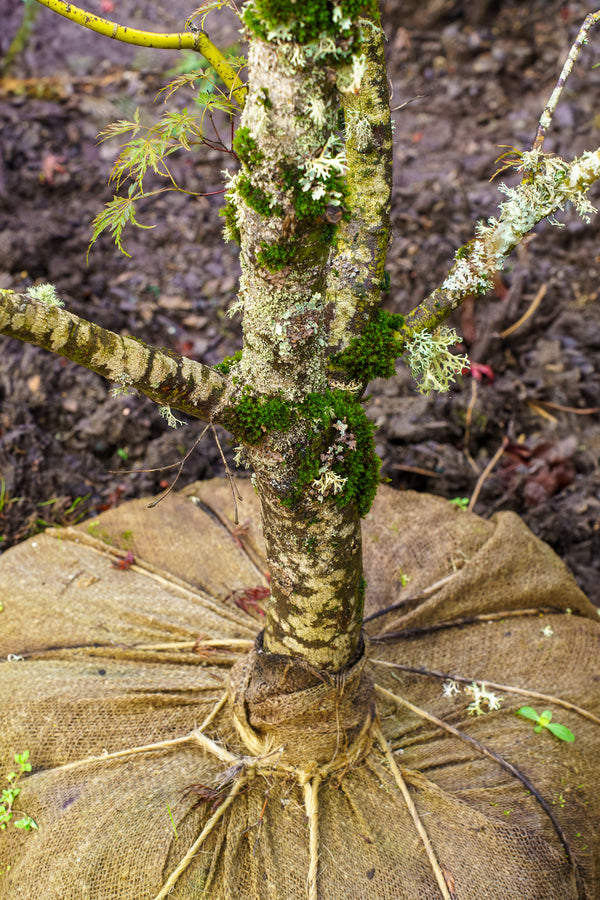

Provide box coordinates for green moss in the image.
[243,0,374,46]
[281,165,348,222]
[223,386,380,516]
[214,349,242,375]
[222,390,295,444]
[332,309,406,383]
[455,243,473,261]
[257,87,272,109]
[237,174,283,218]
[233,126,264,169]
[288,389,380,517]
[380,271,391,292]
[257,239,297,271]
[220,199,241,244]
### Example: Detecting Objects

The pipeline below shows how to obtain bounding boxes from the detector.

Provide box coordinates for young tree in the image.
[1,2,600,898]
[3,0,599,671]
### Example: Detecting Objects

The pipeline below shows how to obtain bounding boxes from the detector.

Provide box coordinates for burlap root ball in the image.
[0,479,598,899]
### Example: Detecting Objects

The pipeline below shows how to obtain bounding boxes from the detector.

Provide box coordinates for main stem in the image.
[224,5,391,672]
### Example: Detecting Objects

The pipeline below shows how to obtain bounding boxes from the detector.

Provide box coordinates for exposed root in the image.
[375,684,585,899]
[371,659,600,726]
[375,726,452,900]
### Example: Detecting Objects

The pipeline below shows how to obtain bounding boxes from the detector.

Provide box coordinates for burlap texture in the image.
[0,479,598,899]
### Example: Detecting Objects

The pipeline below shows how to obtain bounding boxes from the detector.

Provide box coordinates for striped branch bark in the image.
[0,290,227,420]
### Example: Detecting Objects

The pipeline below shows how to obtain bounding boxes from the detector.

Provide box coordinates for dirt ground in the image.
[0,0,599,603]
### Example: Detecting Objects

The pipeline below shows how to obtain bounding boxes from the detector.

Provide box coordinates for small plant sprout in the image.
[442,680,461,698]
[465,682,504,716]
[1,751,38,833]
[449,497,469,509]
[159,405,185,429]
[541,624,554,637]
[405,326,469,394]
[26,283,64,307]
[517,707,575,742]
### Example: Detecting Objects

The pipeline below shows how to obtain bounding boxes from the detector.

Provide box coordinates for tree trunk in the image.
[223,4,392,672]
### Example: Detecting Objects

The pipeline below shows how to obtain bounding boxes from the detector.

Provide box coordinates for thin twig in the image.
[463,378,479,475]
[375,684,584,898]
[527,400,558,423]
[368,606,559,642]
[391,464,440,478]
[468,436,508,512]
[370,660,600,726]
[48,692,229,775]
[499,283,546,338]
[532,11,600,152]
[375,726,452,900]
[535,400,600,415]
[147,422,211,508]
[363,573,459,624]
[210,422,243,525]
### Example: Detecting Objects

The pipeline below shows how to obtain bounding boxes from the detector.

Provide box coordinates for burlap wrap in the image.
[0,479,598,899]
[229,633,375,772]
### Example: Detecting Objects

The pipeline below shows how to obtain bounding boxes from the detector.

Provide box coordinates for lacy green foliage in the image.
[0,751,37,835]
[90,197,155,258]
[333,309,405,383]
[233,126,264,168]
[517,707,575,742]
[88,73,241,254]
[405,326,469,394]
[243,0,375,47]
[225,388,379,516]
[214,349,243,375]
[236,174,283,217]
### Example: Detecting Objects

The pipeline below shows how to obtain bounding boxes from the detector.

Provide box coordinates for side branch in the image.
[400,148,600,345]
[0,291,228,421]
[33,0,247,108]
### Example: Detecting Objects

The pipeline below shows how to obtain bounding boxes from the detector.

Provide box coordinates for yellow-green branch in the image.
[33,0,246,108]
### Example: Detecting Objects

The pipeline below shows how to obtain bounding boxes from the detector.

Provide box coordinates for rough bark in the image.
[222,5,393,671]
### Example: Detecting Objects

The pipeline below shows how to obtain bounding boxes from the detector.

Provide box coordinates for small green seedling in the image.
[449,497,469,509]
[517,707,575,742]
[0,751,38,832]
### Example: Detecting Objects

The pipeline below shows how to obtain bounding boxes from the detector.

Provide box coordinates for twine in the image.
[375,726,452,900]
[303,775,321,900]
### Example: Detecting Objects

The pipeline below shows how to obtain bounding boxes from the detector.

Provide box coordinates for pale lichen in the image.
[405,326,469,394]
[26,283,64,307]
[345,107,372,151]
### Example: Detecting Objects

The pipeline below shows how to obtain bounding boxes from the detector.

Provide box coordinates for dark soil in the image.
[1,0,599,603]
